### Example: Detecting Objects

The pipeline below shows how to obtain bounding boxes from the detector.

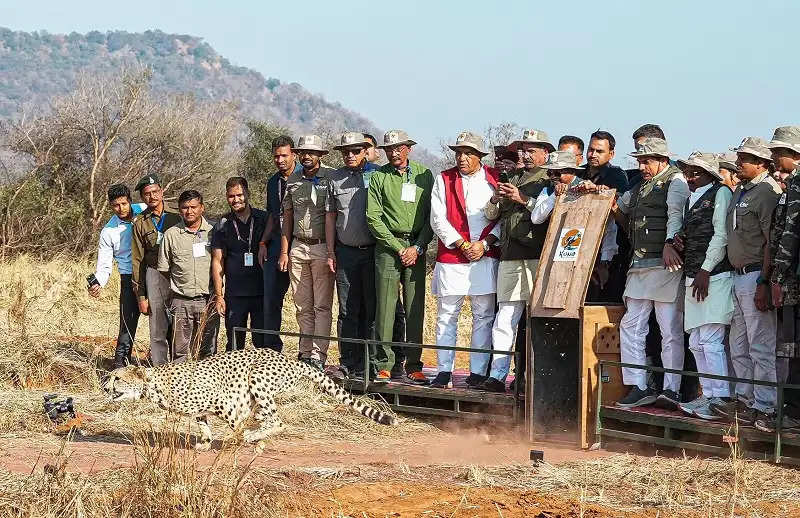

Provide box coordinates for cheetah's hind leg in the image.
[242,395,284,443]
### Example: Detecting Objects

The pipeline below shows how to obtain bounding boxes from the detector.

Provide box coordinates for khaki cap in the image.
[448,131,488,156]
[767,126,800,155]
[629,138,672,159]
[541,150,587,171]
[292,134,329,155]
[510,128,555,153]
[377,129,417,149]
[332,132,371,150]
[677,151,722,181]
[732,136,771,162]
[717,152,740,172]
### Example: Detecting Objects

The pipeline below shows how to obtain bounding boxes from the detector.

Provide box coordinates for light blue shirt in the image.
[94,203,146,286]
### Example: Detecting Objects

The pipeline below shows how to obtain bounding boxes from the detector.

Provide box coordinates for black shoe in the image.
[654,390,681,410]
[710,397,743,420]
[735,406,759,426]
[755,412,800,433]
[464,373,488,388]
[390,363,406,381]
[430,371,452,389]
[615,386,658,408]
[478,377,506,393]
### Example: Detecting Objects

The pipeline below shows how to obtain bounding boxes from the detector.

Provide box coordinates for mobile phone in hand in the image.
[499,171,509,184]
[86,274,100,288]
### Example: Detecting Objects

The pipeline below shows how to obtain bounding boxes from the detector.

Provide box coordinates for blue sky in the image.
[2,0,798,163]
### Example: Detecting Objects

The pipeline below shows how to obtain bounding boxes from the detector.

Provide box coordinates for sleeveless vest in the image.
[500,167,550,261]
[681,183,733,278]
[628,165,680,266]
[436,166,501,264]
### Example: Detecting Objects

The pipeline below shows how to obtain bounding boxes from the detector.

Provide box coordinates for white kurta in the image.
[430,167,500,297]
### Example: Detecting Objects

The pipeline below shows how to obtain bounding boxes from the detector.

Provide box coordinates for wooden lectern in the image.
[525,189,628,448]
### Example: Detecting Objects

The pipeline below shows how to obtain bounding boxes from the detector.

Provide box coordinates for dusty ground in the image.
[3,257,800,517]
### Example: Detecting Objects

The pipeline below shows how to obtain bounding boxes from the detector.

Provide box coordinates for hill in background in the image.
[0,27,438,163]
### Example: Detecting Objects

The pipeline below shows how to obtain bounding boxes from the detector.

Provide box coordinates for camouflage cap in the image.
[510,128,555,153]
[134,173,161,192]
[377,129,417,149]
[448,131,487,156]
[732,136,771,162]
[541,150,587,171]
[332,132,371,150]
[629,138,672,159]
[767,126,800,155]
[717,152,740,172]
[292,134,329,155]
[677,151,722,181]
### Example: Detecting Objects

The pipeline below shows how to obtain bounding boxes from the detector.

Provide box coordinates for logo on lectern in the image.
[554,227,584,261]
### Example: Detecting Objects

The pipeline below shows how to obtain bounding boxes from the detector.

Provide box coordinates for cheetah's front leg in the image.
[243,395,284,443]
[194,415,213,451]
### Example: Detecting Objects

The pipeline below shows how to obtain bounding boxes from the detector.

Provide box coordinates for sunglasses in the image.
[342,148,366,156]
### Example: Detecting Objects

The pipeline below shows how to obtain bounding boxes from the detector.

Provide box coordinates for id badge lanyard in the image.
[401,170,416,203]
[151,211,166,244]
[232,215,255,267]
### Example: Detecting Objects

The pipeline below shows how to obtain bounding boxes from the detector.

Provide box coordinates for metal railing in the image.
[231,326,523,396]
[596,359,800,463]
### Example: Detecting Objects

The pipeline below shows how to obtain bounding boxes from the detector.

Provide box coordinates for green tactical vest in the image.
[680,183,733,278]
[499,167,550,261]
[628,165,680,267]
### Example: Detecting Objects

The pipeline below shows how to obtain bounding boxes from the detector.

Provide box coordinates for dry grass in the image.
[0,254,483,369]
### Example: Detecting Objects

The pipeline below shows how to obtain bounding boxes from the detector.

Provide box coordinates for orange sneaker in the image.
[374,370,391,383]
[406,371,430,385]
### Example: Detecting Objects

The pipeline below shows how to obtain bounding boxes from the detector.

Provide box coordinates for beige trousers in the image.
[289,241,334,361]
[169,295,219,363]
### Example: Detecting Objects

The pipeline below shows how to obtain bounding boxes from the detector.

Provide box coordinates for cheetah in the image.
[104,348,396,450]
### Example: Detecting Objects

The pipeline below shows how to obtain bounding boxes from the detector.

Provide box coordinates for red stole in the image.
[436,165,500,264]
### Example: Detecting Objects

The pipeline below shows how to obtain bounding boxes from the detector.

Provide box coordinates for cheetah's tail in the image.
[295,362,397,426]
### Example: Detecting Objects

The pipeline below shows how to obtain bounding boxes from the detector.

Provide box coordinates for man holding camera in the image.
[131,173,182,366]
[89,184,146,369]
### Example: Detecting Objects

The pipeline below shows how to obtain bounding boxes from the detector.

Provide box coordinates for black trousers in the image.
[226,295,265,351]
[779,305,800,418]
[115,274,141,368]
[262,255,290,351]
[335,244,377,372]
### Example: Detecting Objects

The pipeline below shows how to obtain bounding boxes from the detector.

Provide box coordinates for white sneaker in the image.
[678,396,709,416]
[693,398,724,420]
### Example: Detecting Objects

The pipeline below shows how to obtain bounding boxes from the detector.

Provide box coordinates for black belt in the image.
[734,263,761,275]
[337,241,375,250]
[293,236,325,245]
[172,293,210,301]
[391,231,418,241]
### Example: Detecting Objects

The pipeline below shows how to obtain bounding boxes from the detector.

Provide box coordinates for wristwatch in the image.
[756,276,770,286]
[414,245,423,256]
[481,239,489,252]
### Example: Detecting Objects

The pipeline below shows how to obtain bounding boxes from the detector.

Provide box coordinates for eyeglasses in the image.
[342,148,365,156]
[386,145,408,155]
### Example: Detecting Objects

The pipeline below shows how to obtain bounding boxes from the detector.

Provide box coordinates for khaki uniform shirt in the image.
[282,166,333,240]
[157,218,215,298]
[726,171,782,269]
[131,204,182,301]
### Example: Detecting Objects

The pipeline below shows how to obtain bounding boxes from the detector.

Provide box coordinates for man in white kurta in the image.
[613,138,690,409]
[672,152,734,420]
[430,131,501,389]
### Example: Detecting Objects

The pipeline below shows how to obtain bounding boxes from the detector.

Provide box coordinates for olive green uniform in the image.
[366,160,434,373]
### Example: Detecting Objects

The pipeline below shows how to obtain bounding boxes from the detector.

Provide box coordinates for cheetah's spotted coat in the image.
[105,348,396,449]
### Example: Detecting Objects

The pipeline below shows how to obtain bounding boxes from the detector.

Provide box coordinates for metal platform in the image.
[343,368,523,423]
[596,360,800,465]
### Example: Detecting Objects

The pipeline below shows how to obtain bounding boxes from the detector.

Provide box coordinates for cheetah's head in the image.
[104,365,149,402]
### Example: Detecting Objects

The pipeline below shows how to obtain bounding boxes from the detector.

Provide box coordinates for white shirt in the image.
[530,185,619,261]
[430,166,500,296]
[94,203,146,287]
[685,184,733,279]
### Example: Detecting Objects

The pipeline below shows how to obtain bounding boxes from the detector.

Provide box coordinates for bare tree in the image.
[0,66,238,254]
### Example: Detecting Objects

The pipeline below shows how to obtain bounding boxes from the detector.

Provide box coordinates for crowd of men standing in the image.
[89,122,800,434]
